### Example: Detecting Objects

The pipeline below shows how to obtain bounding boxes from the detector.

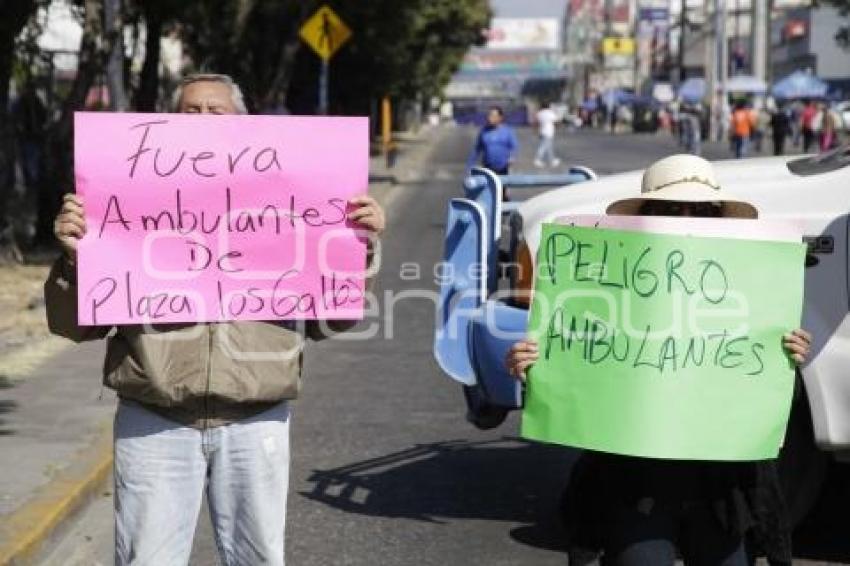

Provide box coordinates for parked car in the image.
[435,146,850,525]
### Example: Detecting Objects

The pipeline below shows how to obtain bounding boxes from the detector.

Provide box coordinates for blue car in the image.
[433,166,596,429]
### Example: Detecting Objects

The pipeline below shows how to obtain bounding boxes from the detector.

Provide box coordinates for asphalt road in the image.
[42,126,846,566]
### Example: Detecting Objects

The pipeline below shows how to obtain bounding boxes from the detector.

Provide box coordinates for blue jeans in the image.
[114,400,291,565]
[601,500,749,566]
[732,135,749,159]
[535,136,557,164]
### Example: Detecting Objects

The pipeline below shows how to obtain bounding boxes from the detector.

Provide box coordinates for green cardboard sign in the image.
[522,223,806,460]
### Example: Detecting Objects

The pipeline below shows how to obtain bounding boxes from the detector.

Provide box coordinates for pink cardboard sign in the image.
[74,112,369,325]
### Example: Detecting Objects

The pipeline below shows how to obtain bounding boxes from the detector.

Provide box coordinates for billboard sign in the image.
[485,18,560,50]
[602,36,635,69]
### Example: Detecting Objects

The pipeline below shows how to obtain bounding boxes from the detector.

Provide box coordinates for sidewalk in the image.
[368,125,445,199]
[0,341,115,565]
[0,124,442,566]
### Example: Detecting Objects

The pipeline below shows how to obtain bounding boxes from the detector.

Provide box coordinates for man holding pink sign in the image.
[45,74,385,565]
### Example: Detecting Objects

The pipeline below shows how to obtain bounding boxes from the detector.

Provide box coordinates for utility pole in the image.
[705,0,726,140]
[678,0,687,82]
[705,0,716,111]
[604,0,613,91]
[715,0,728,140]
[632,0,642,91]
[751,0,769,82]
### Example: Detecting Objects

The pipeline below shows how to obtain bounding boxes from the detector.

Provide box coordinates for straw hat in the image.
[606,154,758,218]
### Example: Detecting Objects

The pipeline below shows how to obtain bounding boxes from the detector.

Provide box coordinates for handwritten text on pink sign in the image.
[74,112,369,325]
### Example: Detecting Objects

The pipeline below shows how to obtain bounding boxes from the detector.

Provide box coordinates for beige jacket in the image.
[44,248,379,428]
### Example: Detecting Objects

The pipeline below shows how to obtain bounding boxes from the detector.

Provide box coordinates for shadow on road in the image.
[300,435,850,562]
[0,375,17,436]
[368,174,398,184]
[300,437,580,553]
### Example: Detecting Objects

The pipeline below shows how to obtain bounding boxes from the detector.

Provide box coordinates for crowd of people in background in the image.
[570,89,848,160]
[673,97,845,159]
[465,93,847,190]
[728,98,843,158]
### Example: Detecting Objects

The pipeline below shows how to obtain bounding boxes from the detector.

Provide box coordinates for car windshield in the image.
[787,145,850,176]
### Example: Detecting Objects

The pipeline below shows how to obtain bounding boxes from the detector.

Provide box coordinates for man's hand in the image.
[54,194,87,264]
[348,195,386,237]
[784,328,812,365]
[506,339,539,382]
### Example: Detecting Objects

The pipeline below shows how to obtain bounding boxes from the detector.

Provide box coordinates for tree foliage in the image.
[1,0,490,252]
[177,0,490,113]
[291,0,490,114]
[0,0,40,254]
[179,0,315,111]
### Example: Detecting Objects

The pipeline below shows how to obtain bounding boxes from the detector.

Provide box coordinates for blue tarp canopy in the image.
[678,78,705,103]
[772,71,828,100]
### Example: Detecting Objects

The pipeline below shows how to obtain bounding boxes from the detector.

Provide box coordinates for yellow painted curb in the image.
[0,425,113,566]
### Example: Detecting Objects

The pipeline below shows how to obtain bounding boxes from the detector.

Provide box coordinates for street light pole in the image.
[752,0,769,82]
[678,0,687,82]
[716,0,728,140]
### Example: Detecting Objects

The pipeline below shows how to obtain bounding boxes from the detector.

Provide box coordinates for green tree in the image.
[37,0,124,244]
[180,0,316,111]
[2,0,489,251]
[0,0,39,249]
[286,0,489,117]
[176,0,489,115]
[131,0,188,110]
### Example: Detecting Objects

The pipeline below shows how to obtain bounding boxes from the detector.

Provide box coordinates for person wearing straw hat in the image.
[603,153,759,218]
[506,154,810,566]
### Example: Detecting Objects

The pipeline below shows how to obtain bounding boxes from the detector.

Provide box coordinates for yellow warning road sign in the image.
[300,6,352,61]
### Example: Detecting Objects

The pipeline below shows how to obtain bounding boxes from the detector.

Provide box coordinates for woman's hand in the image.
[505,339,539,382]
[784,328,812,365]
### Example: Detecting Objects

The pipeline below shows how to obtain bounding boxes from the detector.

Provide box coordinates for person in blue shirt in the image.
[467,106,518,176]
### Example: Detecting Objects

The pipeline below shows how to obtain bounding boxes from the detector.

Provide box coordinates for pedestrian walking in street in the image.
[467,106,518,176]
[753,105,770,153]
[45,73,386,566]
[681,104,702,156]
[770,105,791,156]
[616,104,633,133]
[789,101,802,147]
[820,103,838,152]
[800,99,818,153]
[467,106,518,200]
[730,102,755,159]
[505,154,811,566]
[534,101,561,168]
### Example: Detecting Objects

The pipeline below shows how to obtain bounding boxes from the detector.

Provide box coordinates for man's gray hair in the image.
[171,73,248,114]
